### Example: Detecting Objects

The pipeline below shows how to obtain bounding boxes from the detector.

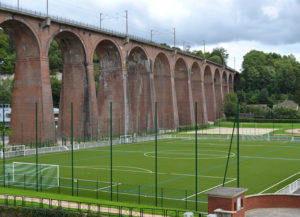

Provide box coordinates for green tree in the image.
[0,78,13,104]
[210,47,229,65]
[0,30,15,75]
[222,92,238,117]
[49,40,63,75]
[50,77,61,107]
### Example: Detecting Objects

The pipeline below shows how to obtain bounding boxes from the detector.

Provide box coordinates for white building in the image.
[0,104,11,126]
[0,104,59,127]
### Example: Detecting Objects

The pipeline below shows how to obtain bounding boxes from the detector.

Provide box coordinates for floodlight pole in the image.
[155,101,158,207]
[150,29,153,42]
[173,28,176,48]
[17,0,20,10]
[110,102,113,201]
[223,119,236,186]
[35,103,39,192]
[237,100,240,188]
[195,102,198,211]
[125,10,128,36]
[100,13,102,29]
[71,102,74,196]
[46,0,48,16]
[2,104,5,187]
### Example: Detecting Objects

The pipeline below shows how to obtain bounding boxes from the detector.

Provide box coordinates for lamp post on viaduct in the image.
[0,7,235,144]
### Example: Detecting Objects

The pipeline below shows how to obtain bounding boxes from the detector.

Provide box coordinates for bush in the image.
[222,92,238,117]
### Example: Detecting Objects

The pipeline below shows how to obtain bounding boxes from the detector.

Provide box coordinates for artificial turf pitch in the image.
[1,135,300,212]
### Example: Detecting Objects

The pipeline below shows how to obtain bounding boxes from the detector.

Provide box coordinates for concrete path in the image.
[246,208,300,217]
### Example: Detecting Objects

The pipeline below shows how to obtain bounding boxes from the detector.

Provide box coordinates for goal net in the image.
[1,145,25,158]
[5,162,59,189]
[120,135,134,144]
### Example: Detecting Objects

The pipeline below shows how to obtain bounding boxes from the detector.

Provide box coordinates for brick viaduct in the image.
[0,7,235,144]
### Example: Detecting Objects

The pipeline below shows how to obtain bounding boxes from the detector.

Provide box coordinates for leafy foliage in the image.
[0,78,13,104]
[222,92,238,117]
[238,50,300,106]
[193,47,229,66]
[0,29,15,75]
[50,77,61,107]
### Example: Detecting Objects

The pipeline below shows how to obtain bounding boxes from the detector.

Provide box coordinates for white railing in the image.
[276,178,300,194]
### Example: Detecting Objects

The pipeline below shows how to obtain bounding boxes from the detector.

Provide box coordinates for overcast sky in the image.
[2,0,300,71]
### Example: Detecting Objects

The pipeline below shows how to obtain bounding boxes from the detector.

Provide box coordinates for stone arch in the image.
[94,39,123,135]
[174,58,190,126]
[229,74,234,92]
[127,46,153,133]
[204,65,215,121]
[214,69,222,118]
[222,71,228,96]
[51,30,89,139]
[1,19,55,144]
[191,62,204,123]
[153,52,174,129]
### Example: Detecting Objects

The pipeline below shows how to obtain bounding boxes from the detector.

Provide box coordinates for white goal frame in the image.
[120,135,133,144]
[12,162,59,187]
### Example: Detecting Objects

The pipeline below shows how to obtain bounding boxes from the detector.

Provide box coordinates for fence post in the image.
[195,102,198,211]
[138,185,141,204]
[77,179,79,196]
[96,179,99,199]
[24,174,26,190]
[185,190,187,210]
[2,103,5,187]
[71,102,74,196]
[35,102,39,192]
[110,102,113,201]
[40,175,42,192]
[117,184,119,202]
[155,101,158,207]
[58,177,61,194]
[161,187,164,207]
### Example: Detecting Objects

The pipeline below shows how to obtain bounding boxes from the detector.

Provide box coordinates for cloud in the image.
[1,0,300,69]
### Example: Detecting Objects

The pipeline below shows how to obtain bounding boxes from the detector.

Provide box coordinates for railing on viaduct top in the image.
[0,1,237,73]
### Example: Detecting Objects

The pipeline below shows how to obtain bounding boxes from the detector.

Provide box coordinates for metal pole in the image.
[110,102,113,201]
[237,101,240,188]
[100,13,102,29]
[155,101,158,207]
[195,102,198,211]
[18,0,20,10]
[203,40,206,56]
[46,0,48,16]
[150,29,153,42]
[2,104,5,187]
[71,102,74,196]
[35,103,38,192]
[125,10,128,36]
[223,119,236,186]
[173,28,176,48]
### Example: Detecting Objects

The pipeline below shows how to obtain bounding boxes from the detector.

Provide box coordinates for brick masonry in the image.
[0,8,235,143]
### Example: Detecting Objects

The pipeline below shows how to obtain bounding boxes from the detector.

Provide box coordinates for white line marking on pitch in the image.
[259,172,300,194]
[241,156,300,161]
[182,178,237,200]
[59,165,153,174]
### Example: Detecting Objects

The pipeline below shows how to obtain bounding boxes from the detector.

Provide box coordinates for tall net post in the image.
[195,102,198,211]
[71,102,74,196]
[2,103,5,187]
[155,101,158,206]
[110,102,113,201]
[35,102,39,192]
[237,100,240,188]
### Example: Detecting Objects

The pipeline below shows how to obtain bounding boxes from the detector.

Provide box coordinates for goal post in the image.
[6,162,59,189]
[120,135,134,144]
